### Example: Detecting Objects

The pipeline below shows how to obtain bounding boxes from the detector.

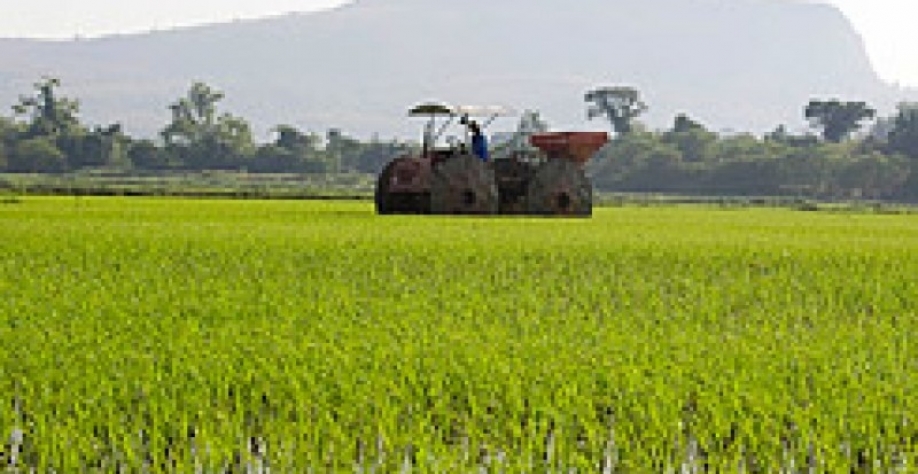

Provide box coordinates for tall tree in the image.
[585,86,647,135]
[162,82,225,147]
[804,99,875,143]
[12,77,80,139]
[161,82,254,169]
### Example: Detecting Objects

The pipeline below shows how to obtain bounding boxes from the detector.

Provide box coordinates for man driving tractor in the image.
[462,116,489,162]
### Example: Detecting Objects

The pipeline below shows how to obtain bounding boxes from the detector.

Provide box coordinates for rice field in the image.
[1,197,917,472]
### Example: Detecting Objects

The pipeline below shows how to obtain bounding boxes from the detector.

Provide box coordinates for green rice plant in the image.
[2,198,918,471]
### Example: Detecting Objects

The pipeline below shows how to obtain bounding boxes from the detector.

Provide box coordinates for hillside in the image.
[0,0,912,139]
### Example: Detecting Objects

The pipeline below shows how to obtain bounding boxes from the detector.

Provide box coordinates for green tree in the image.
[804,99,875,143]
[250,124,338,174]
[60,123,127,169]
[9,137,66,173]
[161,82,254,170]
[12,77,81,139]
[887,102,918,159]
[327,128,364,173]
[662,114,716,163]
[0,117,15,171]
[162,82,224,145]
[766,125,819,147]
[128,139,171,170]
[94,124,128,168]
[585,86,647,135]
[350,138,411,175]
[836,152,909,199]
[274,125,319,153]
[868,116,896,143]
[589,131,680,191]
[252,145,299,173]
[213,114,255,168]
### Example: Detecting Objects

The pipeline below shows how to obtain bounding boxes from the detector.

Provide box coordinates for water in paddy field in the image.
[5,423,911,472]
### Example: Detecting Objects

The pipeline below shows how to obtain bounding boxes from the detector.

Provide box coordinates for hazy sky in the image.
[1,0,916,87]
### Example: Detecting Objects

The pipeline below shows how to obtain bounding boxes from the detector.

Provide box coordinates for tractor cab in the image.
[408,102,514,164]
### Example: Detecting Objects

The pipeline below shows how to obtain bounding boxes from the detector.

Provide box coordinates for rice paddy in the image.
[2,197,917,472]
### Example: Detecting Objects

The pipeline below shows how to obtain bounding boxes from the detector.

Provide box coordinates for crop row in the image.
[1,198,917,471]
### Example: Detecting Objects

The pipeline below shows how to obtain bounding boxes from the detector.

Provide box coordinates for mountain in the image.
[1,0,913,140]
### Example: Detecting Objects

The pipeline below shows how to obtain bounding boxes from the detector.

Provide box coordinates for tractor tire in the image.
[374,158,402,214]
[525,159,593,216]
[430,155,499,215]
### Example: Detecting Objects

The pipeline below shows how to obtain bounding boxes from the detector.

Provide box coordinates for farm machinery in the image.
[375,103,609,216]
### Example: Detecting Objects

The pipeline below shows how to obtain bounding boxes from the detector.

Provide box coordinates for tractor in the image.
[374,103,608,216]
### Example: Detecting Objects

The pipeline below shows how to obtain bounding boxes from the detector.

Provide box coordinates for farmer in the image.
[467,120,489,162]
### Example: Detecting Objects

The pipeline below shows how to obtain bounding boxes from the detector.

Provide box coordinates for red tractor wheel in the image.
[430,155,499,215]
[374,157,401,214]
[525,159,593,216]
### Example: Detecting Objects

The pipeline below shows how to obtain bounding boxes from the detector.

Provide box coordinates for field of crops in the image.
[2,197,917,472]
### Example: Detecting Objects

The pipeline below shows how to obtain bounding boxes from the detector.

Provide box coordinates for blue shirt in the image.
[472,134,489,162]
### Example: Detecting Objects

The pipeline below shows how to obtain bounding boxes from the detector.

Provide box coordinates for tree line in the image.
[0,78,411,176]
[584,86,918,200]
[2,78,918,201]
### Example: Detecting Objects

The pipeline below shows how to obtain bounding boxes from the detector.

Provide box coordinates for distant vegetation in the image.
[585,86,918,201]
[2,78,918,201]
[0,79,413,179]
